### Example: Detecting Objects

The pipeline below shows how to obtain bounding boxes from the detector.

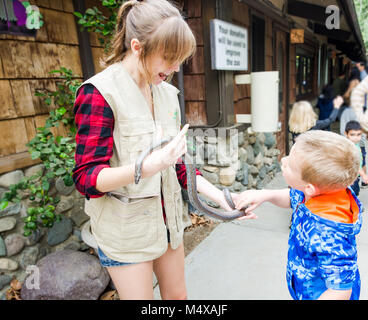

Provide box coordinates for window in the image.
[296,54,314,98]
[0,0,37,37]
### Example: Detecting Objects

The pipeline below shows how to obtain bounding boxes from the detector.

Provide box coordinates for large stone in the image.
[219,167,236,186]
[47,216,73,246]
[5,233,25,257]
[264,133,276,148]
[21,250,110,300]
[0,236,6,257]
[24,164,45,178]
[0,217,17,233]
[70,201,89,227]
[0,170,24,188]
[0,275,12,290]
[55,197,74,214]
[0,258,18,271]
[0,202,21,217]
[19,246,39,269]
[55,178,75,196]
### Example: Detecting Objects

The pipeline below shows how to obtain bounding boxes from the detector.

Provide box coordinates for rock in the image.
[47,216,73,246]
[253,153,264,166]
[0,170,24,188]
[20,246,39,269]
[253,140,263,157]
[201,170,219,185]
[219,167,236,186]
[258,166,267,180]
[0,217,17,233]
[0,202,21,217]
[0,258,18,271]
[245,145,255,165]
[25,229,44,246]
[55,197,74,214]
[21,250,110,300]
[5,233,25,257]
[239,147,247,162]
[202,166,219,173]
[238,131,244,146]
[0,275,12,290]
[70,200,89,227]
[0,236,6,257]
[264,133,276,148]
[24,164,45,178]
[55,178,75,196]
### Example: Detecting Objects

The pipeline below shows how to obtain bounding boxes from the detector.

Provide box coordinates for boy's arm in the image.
[233,188,291,216]
[318,289,352,300]
[358,168,368,183]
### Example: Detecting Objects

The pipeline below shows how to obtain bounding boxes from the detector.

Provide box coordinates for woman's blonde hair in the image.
[288,101,318,133]
[295,130,360,190]
[103,0,196,80]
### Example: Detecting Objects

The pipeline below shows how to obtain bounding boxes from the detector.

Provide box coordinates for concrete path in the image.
[155,172,368,300]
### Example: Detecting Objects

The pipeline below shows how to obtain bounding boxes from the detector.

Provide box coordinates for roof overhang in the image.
[287,0,366,61]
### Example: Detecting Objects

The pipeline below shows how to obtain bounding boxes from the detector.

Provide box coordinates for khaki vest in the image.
[80,62,186,263]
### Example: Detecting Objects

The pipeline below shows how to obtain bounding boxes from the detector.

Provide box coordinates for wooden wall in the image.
[0,0,83,174]
[182,0,207,126]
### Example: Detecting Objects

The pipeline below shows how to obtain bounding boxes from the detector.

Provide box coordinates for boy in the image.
[344,120,368,196]
[233,130,362,300]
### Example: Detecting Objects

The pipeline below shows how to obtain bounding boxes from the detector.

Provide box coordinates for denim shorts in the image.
[97,229,171,268]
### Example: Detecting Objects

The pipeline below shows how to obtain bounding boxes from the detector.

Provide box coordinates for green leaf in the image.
[85,8,96,15]
[0,200,9,211]
[55,168,67,176]
[31,151,41,160]
[42,180,50,191]
[73,11,84,19]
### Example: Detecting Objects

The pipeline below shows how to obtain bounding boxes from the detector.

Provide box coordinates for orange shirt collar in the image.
[305,189,359,224]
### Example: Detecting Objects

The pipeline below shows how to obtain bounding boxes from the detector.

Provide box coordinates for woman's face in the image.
[145,53,181,85]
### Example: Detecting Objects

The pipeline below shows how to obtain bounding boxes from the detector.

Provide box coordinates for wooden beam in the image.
[313,23,351,42]
[72,0,95,80]
[0,152,41,175]
[287,1,339,25]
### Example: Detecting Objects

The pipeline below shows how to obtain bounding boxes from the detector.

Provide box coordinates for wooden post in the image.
[72,0,95,80]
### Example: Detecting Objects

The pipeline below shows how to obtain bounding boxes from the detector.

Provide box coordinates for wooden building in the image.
[0,0,366,174]
[178,0,366,158]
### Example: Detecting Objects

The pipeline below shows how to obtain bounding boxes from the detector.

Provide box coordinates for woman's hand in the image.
[333,95,344,109]
[143,124,189,175]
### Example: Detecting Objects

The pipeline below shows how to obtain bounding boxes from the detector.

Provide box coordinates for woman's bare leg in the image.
[106,260,154,300]
[153,243,187,300]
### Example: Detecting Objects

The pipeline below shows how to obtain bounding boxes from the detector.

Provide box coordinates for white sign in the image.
[210,19,248,71]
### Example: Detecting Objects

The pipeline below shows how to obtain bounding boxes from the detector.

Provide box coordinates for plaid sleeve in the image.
[72,84,114,199]
[175,157,202,189]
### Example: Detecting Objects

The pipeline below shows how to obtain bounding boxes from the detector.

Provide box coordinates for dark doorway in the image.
[251,15,265,72]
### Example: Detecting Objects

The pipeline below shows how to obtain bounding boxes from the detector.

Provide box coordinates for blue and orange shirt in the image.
[287,187,362,300]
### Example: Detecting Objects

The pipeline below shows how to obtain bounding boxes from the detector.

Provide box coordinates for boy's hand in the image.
[232,190,269,220]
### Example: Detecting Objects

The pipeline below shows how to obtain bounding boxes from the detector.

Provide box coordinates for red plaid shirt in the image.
[72,84,202,203]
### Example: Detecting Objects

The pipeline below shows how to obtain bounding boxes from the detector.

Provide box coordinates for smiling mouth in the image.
[159,72,169,81]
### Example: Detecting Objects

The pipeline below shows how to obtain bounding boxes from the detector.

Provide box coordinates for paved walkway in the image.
[155,172,368,300]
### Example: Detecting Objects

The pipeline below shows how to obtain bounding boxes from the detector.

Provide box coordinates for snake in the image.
[134,137,248,221]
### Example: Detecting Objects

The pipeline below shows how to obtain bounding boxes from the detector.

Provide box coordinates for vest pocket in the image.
[97,194,159,251]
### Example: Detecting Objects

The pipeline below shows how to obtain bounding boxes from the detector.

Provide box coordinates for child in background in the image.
[344,120,368,196]
[233,130,362,300]
[288,97,343,144]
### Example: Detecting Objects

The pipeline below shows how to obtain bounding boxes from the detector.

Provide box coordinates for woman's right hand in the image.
[333,95,344,109]
[143,124,189,175]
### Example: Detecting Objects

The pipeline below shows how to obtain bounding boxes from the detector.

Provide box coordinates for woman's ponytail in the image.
[102,1,136,67]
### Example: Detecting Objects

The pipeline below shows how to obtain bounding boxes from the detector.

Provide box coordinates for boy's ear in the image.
[304,183,318,197]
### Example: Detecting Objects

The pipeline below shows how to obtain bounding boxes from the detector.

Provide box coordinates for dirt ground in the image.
[183,214,219,256]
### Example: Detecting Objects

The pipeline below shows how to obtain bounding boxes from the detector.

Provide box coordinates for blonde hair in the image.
[294,130,360,190]
[103,0,196,80]
[288,101,318,133]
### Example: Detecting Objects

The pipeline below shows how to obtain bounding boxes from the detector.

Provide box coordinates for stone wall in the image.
[0,125,281,299]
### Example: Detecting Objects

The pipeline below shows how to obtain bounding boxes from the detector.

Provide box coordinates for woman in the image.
[72,0,254,300]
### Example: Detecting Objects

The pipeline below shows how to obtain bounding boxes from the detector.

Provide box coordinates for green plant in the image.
[74,0,124,50]
[0,68,81,236]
